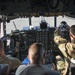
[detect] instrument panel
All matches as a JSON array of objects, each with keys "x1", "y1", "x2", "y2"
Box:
[
  {"x1": 8, "y1": 26, "x2": 70, "y2": 61},
  {"x1": 11, "y1": 27, "x2": 59, "y2": 52}
]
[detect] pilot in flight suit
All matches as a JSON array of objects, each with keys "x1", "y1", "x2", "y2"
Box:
[{"x1": 54, "y1": 25, "x2": 75, "y2": 75}]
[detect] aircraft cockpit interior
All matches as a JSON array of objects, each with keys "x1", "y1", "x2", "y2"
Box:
[{"x1": 0, "y1": 0, "x2": 75, "y2": 75}]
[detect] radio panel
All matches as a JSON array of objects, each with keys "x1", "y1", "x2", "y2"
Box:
[{"x1": 36, "y1": 30, "x2": 49, "y2": 50}]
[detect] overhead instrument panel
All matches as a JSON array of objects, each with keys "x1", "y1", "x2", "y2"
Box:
[
  {"x1": 0, "y1": 0, "x2": 75, "y2": 15},
  {"x1": 31, "y1": 0, "x2": 63, "y2": 13},
  {"x1": 31, "y1": 0, "x2": 49, "y2": 13},
  {"x1": 0, "y1": 0, "x2": 31, "y2": 14}
]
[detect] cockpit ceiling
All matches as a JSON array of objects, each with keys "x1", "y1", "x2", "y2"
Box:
[{"x1": 0, "y1": 0, "x2": 75, "y2": 17}]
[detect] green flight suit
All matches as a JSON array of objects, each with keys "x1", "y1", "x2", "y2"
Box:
[
  {"x1": 54, "y1": 28, "x2": 75, "y2": 75},
  {"x1": 0, "y1": 55, "x2": 21, "y2": 74}
]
